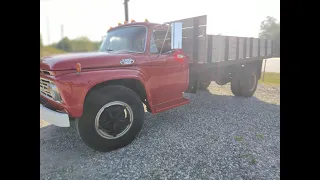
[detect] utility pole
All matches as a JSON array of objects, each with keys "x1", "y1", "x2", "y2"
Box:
[
  {"x1": 46, "y1": 14, "x2": 50, "y2": 44},
  {"x1": 124, "y1": 0, "x2": 129, "y2": 22},
  {"x1": 60, "y1": 24, "x2": 64, "y2": 39}
]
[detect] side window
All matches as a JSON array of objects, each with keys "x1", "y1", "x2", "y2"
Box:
[
  {"x1": 150, "y1": 30, "x2": 172, "y2": 54},
  {"x1": 150, "y1": 33, "x2": 158, "y2": 54}
]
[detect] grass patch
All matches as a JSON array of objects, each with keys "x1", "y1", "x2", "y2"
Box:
[
  {"x1": 234, "y1": 136, "x2": 243, "y2": 142},
  {"x1": 40, "y1": 46, "x2": 65, "y2": 58},
  {"x1": 256, "y1": 134, "x2": 264, "y2": 140},
  {"x1": 250, "y1": 157, "x2": 257, "y2": 165},
  {"x1": 239, "y1": 154, "x2": 250, "y2": 158},
  {"x1": 259, "y1": 72, "x2": 280, "y2": 85},
  {"x1": 239, "y1": 154, "x2": 257, "y2": 165}
]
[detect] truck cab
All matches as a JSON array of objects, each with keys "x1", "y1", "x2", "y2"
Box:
[{"x1": 40, "y1": 21, "x2": 189, "y2": 152}]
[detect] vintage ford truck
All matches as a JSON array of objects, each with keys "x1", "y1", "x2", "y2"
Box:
[{"x1": 40, "y1": 15, "x2": 276, "y2": 152}]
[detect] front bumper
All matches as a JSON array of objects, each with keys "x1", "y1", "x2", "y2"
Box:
[{"x1": 40, "y1": 104, "x2": 70, "y2": 127}]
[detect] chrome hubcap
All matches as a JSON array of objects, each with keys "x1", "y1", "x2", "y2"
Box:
[{"x1": 94, "y1": 101, "x2": 133, "y2": 139}]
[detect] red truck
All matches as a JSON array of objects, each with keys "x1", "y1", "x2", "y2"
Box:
[{"x1": 40, "y1": 15, "x2": 276, "y2": 152}]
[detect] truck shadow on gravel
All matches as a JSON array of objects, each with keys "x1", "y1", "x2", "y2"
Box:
[{"x1": 40, "y1": 88, "x2": 280, "y2": 180}]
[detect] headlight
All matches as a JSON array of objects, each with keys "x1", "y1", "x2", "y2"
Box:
[{"x1": 48, "y1": 83, "x2": 63, "y2": 102}]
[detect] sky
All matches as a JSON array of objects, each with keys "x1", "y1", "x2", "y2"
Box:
[{"x1": 40, "y1": 0, "x2": 280, "y2": 45}]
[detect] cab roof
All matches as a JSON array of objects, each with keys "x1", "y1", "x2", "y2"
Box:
[{"x1": 108, "y1": 22, "x2": 166, "y2": 32}]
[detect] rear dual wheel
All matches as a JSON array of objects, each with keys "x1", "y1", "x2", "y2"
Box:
[
  {"x1": 231, "y1": 67, "x2": 258, "y2": 97},
  {"x1": 76, "y1": 85, "x2": 144, "y2": 152}
]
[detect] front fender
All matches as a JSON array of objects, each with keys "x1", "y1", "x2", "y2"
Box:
[{"x1": 55, "y1": 68, "x2": 151, "y2": 118}]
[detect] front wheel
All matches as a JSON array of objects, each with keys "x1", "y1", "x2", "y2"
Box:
[{"x1": 76, "y1": 85, "x2": 145, "y2": 152}]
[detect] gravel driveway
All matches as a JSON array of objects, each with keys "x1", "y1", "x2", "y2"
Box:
[{"x1": 40, "y1": 83, "x2": 280, "y2": 180}]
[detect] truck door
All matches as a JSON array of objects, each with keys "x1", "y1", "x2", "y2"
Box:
[{"x1": 148, "y1": 26, "x2": 189, "y2": 105}]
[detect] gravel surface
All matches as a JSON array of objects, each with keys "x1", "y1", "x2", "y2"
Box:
[{"x1": 40, "y1": 83, "x2": 280, "y2": 180}]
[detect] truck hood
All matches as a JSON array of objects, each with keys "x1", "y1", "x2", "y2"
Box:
[{"x1": 40, "y1": 52, "x2": 136, "y2": 71}]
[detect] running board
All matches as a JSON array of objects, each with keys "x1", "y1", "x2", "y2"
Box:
[{"x1": 152, "y1": 98, "x2": 190, "y2": 114}]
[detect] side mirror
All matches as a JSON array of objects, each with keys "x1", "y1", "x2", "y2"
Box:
[{"x1": 171, "y1": 22, "x2": 183, "y2": 49}]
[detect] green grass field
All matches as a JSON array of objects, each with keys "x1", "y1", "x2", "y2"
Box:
[
  {"x1": 40, "y1": 46, "x2": 65, "y2": 58},
  {"x1": 259, "y1": 72, "x2": 280, "y2": 85}
]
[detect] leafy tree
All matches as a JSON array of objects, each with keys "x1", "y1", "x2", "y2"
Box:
[
  {"x1": 259, "y1": 16, "x2": 280, "y2": 39},
  {"x1": 70, "y1": 36, "x2": 98, "y2": 52},
  {"x1": 56, "y1": 37, "x2": 72, "y2": 52},
  {"x1": 50, "y1": 36, "x2": 101, "y2": 53},
  {"x1": 93, "y1": 41, "x2": 102, "y2": 50}
]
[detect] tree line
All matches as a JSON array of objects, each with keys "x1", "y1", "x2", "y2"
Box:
[{"x1": 40, "y1": 35, "x2": 102, "y2": 52}]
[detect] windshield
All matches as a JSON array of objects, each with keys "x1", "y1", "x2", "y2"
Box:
[{"x1": 99, "y1": 26, "x2": 147, "y2": 53}]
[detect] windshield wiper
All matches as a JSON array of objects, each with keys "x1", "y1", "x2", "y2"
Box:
[
  {"x1": 115, "y1": 50, "x2": 138, "y2": 53},
  {"x1": 101, "y1": 48, "x2": 113, "y2": 52},
  {"x1": 105, "y1": 48, "x2": 113, "y2": 52},
  {"x1": 103, "y1": 49, "x2": 138, "y2": 53}
]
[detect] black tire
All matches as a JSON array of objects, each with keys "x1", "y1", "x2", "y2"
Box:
[
  {"x1": 231, "y1": 74, "x2": 242, "y2": 96},
  {"x1": 199, "y1": 81, "x2": 211, "y2": 90},
  {"x1": 231, "y1": 66, "x2": 258, "y2": 97},
  {"x1": 239, "y1": 69, "x2": 258, "y2": 97},
  {"x1": 231, "y1": 67, "x2": 243, "y2": 96},
  {"x1": 76, "y1": 85, "x2": 144, "y2": 152}
]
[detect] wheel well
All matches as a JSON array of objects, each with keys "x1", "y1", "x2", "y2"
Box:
[
  {"x1": 84, "y1": 79, "x2": 151, "y2": 111},
  {"x1": 244, "y1": 61, "x2": 263, "y2": 79}
]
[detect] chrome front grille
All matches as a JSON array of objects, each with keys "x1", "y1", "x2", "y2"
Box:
[{"x1": 40, "y1": 78, "x2": 52, "y2": 98}]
